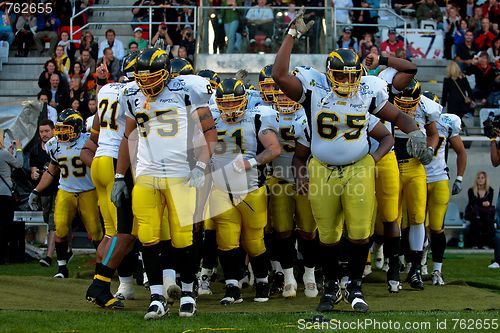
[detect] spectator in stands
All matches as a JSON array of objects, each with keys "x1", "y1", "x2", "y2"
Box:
[
  {"x1": 465, "y1": 0, "x2": 474, "y2": 18},
  {"x1": 34, "y1": 11, "x2": 60, "y2": 56},
  {"x1": 487, "y1": 36, "x2": 500, "y2": 62},
  {"x1": 475, "y1": 18, "x2": 496, "y2": 51},
  {"x1": 466, "y1": 51, "x2": 498, "y2": 105},
  {"x1": 80, "y1": 31, "x2": 98, "y2": 61},
  {"x1": 98, "y1": 29, "x2": 125, "y2": 61},
  {"x1": 466, "y1": 171, "x2": 495, "y2": 249},
  {"x1": 0, "y1": 131, "x2": 23, "y2": 265},
  {"x1": 246, "y1": 0, "x2": 274, "y2": 41},
  {"x1": 55, "y1": 0, "x2": 75, "y2": 26},
  {"x1": 468, "y1": 6, "x2": 484, "y2": 34},
  {"x1": 53, "y1": 45, "x2": 71, "y2": 79},
  {"x1": 36, "y1": 91, "x2": 58, "y2": 124},
  {"x1": 79, "y1": 49, "x2": 96, "y2": 76},
  {"x1": 358, "y1": 0, "x2": 380, "y2": 35},
  {"x1": 128, "y1": 41, "x2": 139, "y2": 54},
  {"x1": 128, "y1": 27, "x2": 148, "y2": 52},
  {"x1": 85, "y1": 98, "x2": 97, "y2": 120},
  {"x1": 70, "y1": 98, "x2": 81, "y2": 113},
  {"x1": 363, "y1": 46, "x2": 383, "y2": 75},
  {"x1": 97, "y1": 47, "x2": 120, "y2": 82},
  {"x1": 69, "y1": 76, "x2": 88, "y2": 115},
  {"x1": 393, "y1": 0, "x2": 415, "y2": 14},
  {"x1": 416, "y1": 0, "x2": 443, "y2": 29},
  {"x1": 38, "y1": 60, "x2": 62, "y2": 91},
  {"x1": 180, "y1": 26, "x2": 195, "y2": 61},
  {"x1": 455, "y1": 30, "x2": 479, "y2": 71},
  {"x1": 57, "y1": 31, "x2": 76, "y2": 64},
  {"x1": 177, "y1": 46, "x2": 193, "y2": 66},
  {"x1": 178, "y1": 3, "x2": 195, "y2": 31},
  {"x1": 15, "y1": 12, "x2": 36, "y2": 57},
  {"x1": 444, "y1": 6, "x2": 461, "y2": 59},
  {"x1": 131, "y1": 0, "x2": 151, "y2": 30},
  {"x1": 454, "y1": 19, "x2": 470, "y2": 49},
  {"x1": 222, "y1": 0, "x2": 243, "y2": 54},
  {"x1": 0, "y1": 3, "x2": 14, "y2": 46},
  {"x1": 159, "y1": 0, "x2": 183, "y2": 45},
  {"x1": 29, "y1": 120, "x2": 58, "y2": 268},
  {"x1": 441, "y1": 60, "x2": 474, "y2": 119},
  {"x1": 303, "y1": 0, "x2": 324, "y2": 52},
  {"x1": 336, "y1": 27, "x2": 358, "y2": 53},
  {"x1": 334, "y1": 0, "x2": 353, "y2": 25},
  {"x1": 380, "y1": 28, "x2": 404, "y2": 57},
  {"x1": 483, "y1": 0, "x2": 500, "y2": 24},
  {"x1": 358, "y1": 32, "x2": 374, "y2": 60},
  {"x1": 151, "y1": 22, "x2": 174, "y2": 50},
  {"x1": 48, "y1": 73, "x2": 70, "y2": 112}
]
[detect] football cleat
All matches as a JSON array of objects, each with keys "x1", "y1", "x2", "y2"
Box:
[
  {"x1": 179, "y1": 291, "x2": 197, "y2": 317},
  {"x1": 316, "y1": 280, "x2": 342, "y2": 312},
  {"x1": 345, "y1": 279, "x2": 369, "y2": 313},
  {"x1": 270, "y1": 271, "x2": 284, "y2": 295},
  {"x1": 144, "y1": 294, "x2": 168, "y2": 320},
  {"x1": 303, "y1": 273, "x2": 318, "y2": 298},
  {"x1": 198, "y1": 274, "x2": 212, "y2": 296},
  {"x1": 254, "y1": 282, "x2": 270, "y2": 302},
  {"x1": 488, "y1": 262, "x2": 500, "y2": 269},
  {"x1": 53, "y1": 266, "x2": 68, "y2": 279},
  {"x1": 387, "y1": 280, "x2": 401, "y2": 293},
  {"x1": 114, "y1": 282, "x2": 135, "y2": 300},
  {"x1": 86, "y1": 280, "x2": 124, "y2": 309},
  {"x1": 431, "y1": 270, "x2": 445, "y2": 286},
  {"x1": 220, "y1": 284, "x2": 243, "y2": 305},
  {"x1": 282, "y1": 281, "x2": 297, "y2": 298},
  {"x1": 39, "y1": 256, "x2": 52, "y2": 267},
  {"x1": 407, "y1": 268, "x2": 425, "y2": 290}
]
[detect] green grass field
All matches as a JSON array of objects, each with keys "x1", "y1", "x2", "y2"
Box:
[{"x1": 0, "y1": 253, "x2": 499, "y2": 332}]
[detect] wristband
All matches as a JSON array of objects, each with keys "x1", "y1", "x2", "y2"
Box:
[
  {"x1": 456, "y1": 176, "x2": 463, "y2": 182},
  {"x1": 287, "y1": 28, "x2": 298, "y2": 38},
  {"x1": 248, "y1": 158, "x2": 258, "y2": 168},
  {"x1": 16, "y1": 148, "x2": 22, "y2": 152},
  {"x1": 32, "y1": 189, "x2": 39, "y2": 195},
  {"x1": 379, "y1": 55, "x2": 389, "y2": 66},
  {"x1": 96, "y1": 77, "x2": 107, "y2": 86},
  {"x1": 196, "y1": 161, "x2": 207, "y2": 170},
  {"x1": 115, "y1": 173, "x2": 125, "y2": 179},
  {"x1": 491, "y1": 138, "x2": 497, "y2": 142}
]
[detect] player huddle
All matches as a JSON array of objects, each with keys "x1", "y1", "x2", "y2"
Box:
[{"x1": 27, "y1": 12, "x2": 467, "y2": 319}]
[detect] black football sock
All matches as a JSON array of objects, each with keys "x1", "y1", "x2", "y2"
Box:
[
  {"x1": 55, "y1": 241, "x2": 69, "y2": 266},
  {"x1": 276, "y1": 237, "x2": 295, "y2": 270},
  {"x1": 249, "y1": 250, "x2": 269, "y2": 280},
  {"x1": 430, "y1": 232, "x2": 446, "y2": 264},
  {"x1": 298, "y1": 236, "x2": 318, "y2": 269},
  {"x1": 320, "y1": 243, "x2": 339, "y2": 281},
  {"x1": 384, "y1": 236, "x2": 401, "y2": 274},
  {"x1": 348, "y1": 241, "x2": 370, "y2": 281},
  {"x1": 219, "y1": 248, "x2": 244, "y2": 281},
  {"x1": 202, "y1": 229, "x2": 218, "y2": 270},
  {"x1": 141, "y1": 243, "x2": 163, "y2": 287},
  {"x1": 117, "y1": 249, "x2": 137, "y2": 278},
  {"x1": 177, "y1": 245, "x2": 196, "y2": 285}
]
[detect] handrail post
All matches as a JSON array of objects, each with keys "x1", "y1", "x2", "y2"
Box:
[
  {"x1": 148, "y1": 5, "x2": 152, "y2": 46},
  {"x1": 333, "y1": 1, "x2": 337, "y2": 45}
]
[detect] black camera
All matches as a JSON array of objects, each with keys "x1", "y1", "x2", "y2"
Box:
[{"x1": 483, "y1": 112, "x2": 500, "y2": 138}]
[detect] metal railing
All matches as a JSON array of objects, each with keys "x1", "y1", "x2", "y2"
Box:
[{"x1": 70, "y1": 5, "x2": 197, "y2": 46}]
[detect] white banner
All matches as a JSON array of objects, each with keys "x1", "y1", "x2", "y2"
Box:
[{"x1": 397, "y1": 29, "x2": 444, "y2": 59}]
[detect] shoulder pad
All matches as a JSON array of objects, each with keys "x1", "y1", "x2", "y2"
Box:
[{"x1": 378, "y1": 67, "x2": 398, "y2": 85}]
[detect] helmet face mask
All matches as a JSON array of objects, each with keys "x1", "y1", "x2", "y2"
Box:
[
  {"x1": 134, "y1": 48, "x2": 170, "y2": 98},
  {"x1": 326, "y1": 49, "x2": 362, "y2": 98},
  {"x1": 258, "y1": 65, "x2": 277, "y2": 104},
  {"x1": 134, "y1": 68, "x2": 169, "y2": 97},
  {"x1": 273, "y1": 89, "x2": 300, "y2": 114},
  {"x1": 216, "y1": 78, "x2": 247, "y2": 123},
  {"x1": 54, "y1": 124, "x2": 78, "y2": 142}
]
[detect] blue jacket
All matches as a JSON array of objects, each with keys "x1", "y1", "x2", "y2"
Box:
[{"x1": 36, "y1": 13, "x2": 60, "y2": 33}]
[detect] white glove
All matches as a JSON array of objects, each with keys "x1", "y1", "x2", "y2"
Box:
[
  {"x1": 286, "y1": 9, "x2": 315, "y2": 39},
  {"x1": 111, "y1": 177, "x2": 130, "y2": 208},
  {"x1": 28, "y1": 190, "x2": 40, "y2": 211},
  {"x1": 406, "y1": 130, "x2": 427, "y2": 159},
  {"x1": 419, "y1": 147, "x2": 434, "y2": 165},
  {"x1": 187, "y1": 166, "x2": 205, "y2": 188},
  {"x1": 452, "y1": 178, "x2": 463, "y2": 195}
]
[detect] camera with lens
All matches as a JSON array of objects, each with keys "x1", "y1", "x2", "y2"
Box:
[{"x1": 483, "y1": 112, "x2": 500, "y2": 138}]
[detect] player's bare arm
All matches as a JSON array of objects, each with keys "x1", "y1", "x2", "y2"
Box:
[
  {"x1": 34, "y1": 161, "x2": 60, "y2": 193},
  {"x1": 365, "y1": 54, "x2": 417, "y2": 91},
  {"x1": 193, "y1": 106, "x2": 217, "y2": 164},
  {"x1": 272, "y1": 35, "x2": 303, "y2": 102},
  {"x1": 424, "y1": 122, "x2": 439, "y2": 151},
  {"x1": 449, "y1": 135, "x2": 467, "y2": 178},
  {"x1": 490, "y1": 129, "x2": 500, "y2": 167},
  {"x1": 115, "y1": 117, "x2": 135, "y2": 175},
  {"x1": 368, "y1": 122, "x2": 395, "y2": 163},
  {"x1": 256, "y1": 128, "x2": 281, "y2": 166},
  {"x1": 80, "y1": 138, "x2": 98, "y2": 167},
  {"x1": 292, "y1": 141, "x2": 310, "y2": 195},
  {"x1": 377, "y1": 102, "x2": 418, "y2": 133}
]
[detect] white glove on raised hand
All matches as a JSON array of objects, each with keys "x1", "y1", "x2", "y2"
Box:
[
  {"x1": 406, "y1": 130, "x2": 427, "y2": 159},
  {"x1": 286, "y1": 9, "x2": 315, "y2": 39},
  {"x1": 28, "y1": 190, "x2": 40, "y2": 211}
]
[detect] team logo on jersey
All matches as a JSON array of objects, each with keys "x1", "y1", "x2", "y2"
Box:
[{"x1": 358, "y1": 82, "x2": 373, "y2": 96}]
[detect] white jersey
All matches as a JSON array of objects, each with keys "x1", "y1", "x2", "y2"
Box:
[
  {"x1": 425, "y1": 113, "x2": 461, "y2": 183},
  {"x1": 210, "y1": 104, "x2": 279, "y2": 195},
  {"x1": 247, "y1": 89, "x2": 266, "y2": 109},
  {"x1": 272, "y1": 108, "x2": 305, "y2": 183},
  {"x1": 122, "y1": 74, "x2": 211, "y2": 178},
  {"x1": 95, "y1": 82, "x2": 128, "y2": 159},
  {"x1": 294, "y1": 66, "x2": 389, "y2": 165},
  {"x1": 46, "y1": 133, "x2": 95, "y2": 193}
]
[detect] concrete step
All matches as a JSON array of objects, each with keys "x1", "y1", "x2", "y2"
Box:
[
  {"x1": 90, "y1": 10, "x2": 135, "y2": 22},
  {"x1": 0, "y1": 96, "x2": 33, "y2": 103},
  {"x1": 5, "y1": 57, "x2": 49, "y2": 65},
  {"x1": 0, "y1": 80, "x2": 38, "y2": 96},
  {"x1": 0, "y1": 63, "x2": 43, "y2": 80}
]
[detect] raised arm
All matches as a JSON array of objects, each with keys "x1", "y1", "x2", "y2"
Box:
[{"x1": 364, "y1": 53, "x2": 417, "y2": 91}]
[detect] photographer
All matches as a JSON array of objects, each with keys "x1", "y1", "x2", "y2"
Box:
[
  {"x1": 485, "y1": 114, "x2": 500, "y2": 268},
  {"x1": 29, "y1": 120, "x2": 58, "y2": 268},
  {"x1": 151, "y1": 22, "x2": 174, "y2": 51},
  {"x1": 179, "y1": 26, "x2": 195, "y2": 61}
]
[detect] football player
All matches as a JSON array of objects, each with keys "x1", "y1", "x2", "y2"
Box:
[
  {"x1": 28, "y1": 109, "x2": 103, "y2": 281},
  {"x1": 111, "y1": 48, "x2": 217, "y2": 319},
  {"x1": 198, "y1": 69, "x2": 220, "y2": 107},
  {"x1": 364, "y1": 53, "x2": 418, "y2": 293},
  {"x1": 170, "y1": 58, "x2": 194, "y2": 78},
  {"x1": 386, "y1": 79, "x2": 440, "y2": 290},
  {"x1": 423, "y1": 100, "x2": 467, "y2": 285},
  {"x1": 272, "y1": 11, "x2": 423, "y2": 312},
  {"x1": 81, "y1": 52, "x2": 140, "y2": 309},
  {"x1": 210, "y1": 78, "x2": 281, "y2": 305}
]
